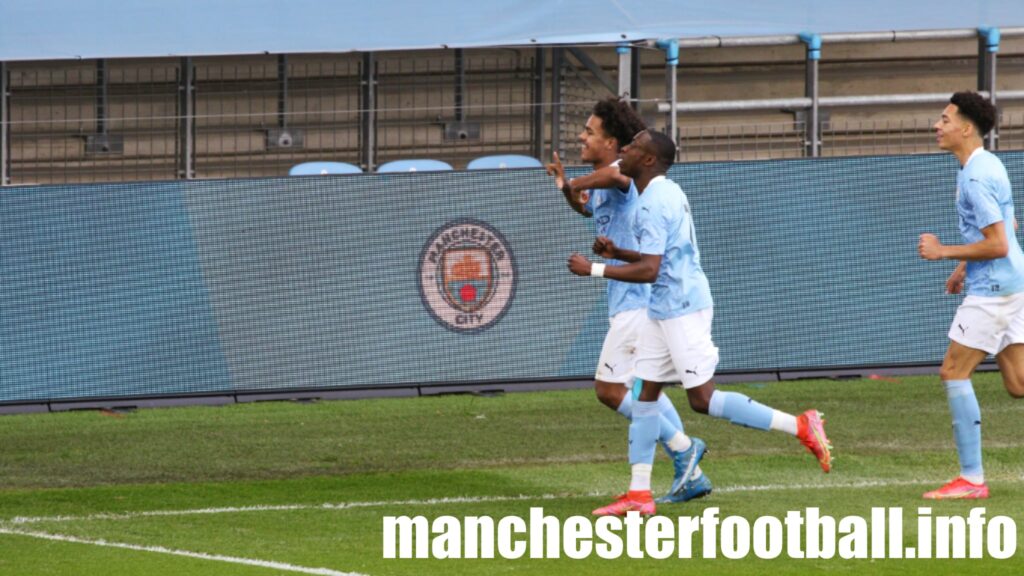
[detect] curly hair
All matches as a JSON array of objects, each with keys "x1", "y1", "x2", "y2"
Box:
[
  {"x1": 951, "y1": 91, "x2": 997, "y2": 136},
  {"x1": 592, "y1": 97, "x2": 647, "y2": 148}
]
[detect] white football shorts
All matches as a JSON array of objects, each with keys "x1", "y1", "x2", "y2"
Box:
[
  {"x1": 949, "y1": 291, "x2": 1024, "y2": 355},
  {"x1": 635, "y1": 307, "x2": 719, "y2": 389},
  {"x1": 595, "y1": 308, "x2": 647, "y2": 384}
]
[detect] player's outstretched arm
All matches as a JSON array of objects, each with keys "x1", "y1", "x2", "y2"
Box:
[
  {"x1": 570, "y1": 164, "x2": 631, "y2": 193},
  {"x1": 546, "y1": 152, "x2": 590, "y2": 217}
]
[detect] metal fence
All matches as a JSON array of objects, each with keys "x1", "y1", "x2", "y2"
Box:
[
  {"x1": 374, "y1": 49, "x2": 538, "y2": 167},
  {"x1": 556, "y1": 50, "x2": 617, "y2": 165},
  {"x1": 4, "y1": 39, "x2": 1024, "y2": 186},
  {"x1": 677, "y1": 120, "x2": 807, "y2": 162},
  {"x1": 194, "y1": 56, "x2": 362, "y2": 180},
  {"x1": 674, "y1": 116, "x2": 941, "y2": 161},
  {"x1": 2, "y1": 50, "x2": 544, "y2": 185},
  {"x1": 8, "y1": 60, "x2": 179, "y2": 184},
  {"x1": 998, "y1": 111, "x2": 1024, "y2": 151},
  {"x1": 673, "y1": 113, "x2": 1024, "y2": 161}
]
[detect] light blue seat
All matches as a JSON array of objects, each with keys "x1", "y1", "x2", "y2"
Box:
[
  {"x1": 467, "y1": 154, "x2": 543, "y2": 170},
  {"x1": 376, "y1": 159, "x2": 453, "y2": 173},
  {"x1": 289, "y1": 161, "x2": 363, "y2": 176}
]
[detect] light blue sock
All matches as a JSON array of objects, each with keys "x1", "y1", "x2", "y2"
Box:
[
  {"x1": 616, "y1": 393, "x2": 633, "y2": 419},
  {"x1": 657, "y1": 393, "x2": 685, "y2": 434},
  {"x1": 944, "y1": 379, "x2": 983, "y2": 479},
  {"x1": 617, "y1": 392, "x2": 681, "y2": 451},
  {"x1": 707, "y1": 390, "x2": 773, "y2": 431},
  {"x1": 628, "y1": 401, "x2": 660, "y2": 465},
  {"x1": 656, "y1": 392, "x2": 687, "y2": 456}
]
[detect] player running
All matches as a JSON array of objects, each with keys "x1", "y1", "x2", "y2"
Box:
[
  {"x1": 569, "y1": 130, "x2": 833, "y2": 516},
  {"x1": 917, "y1": 91, "x2": 1024, "y2": 500},
  {"x1": 548, "y1": 98, "x2": 710, "y2": 504}
]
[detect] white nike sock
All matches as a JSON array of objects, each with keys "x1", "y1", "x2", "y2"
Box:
[
  {"x1": 629, "y1": 463, "x2": 653, "y2": 491},
  {"x1": 666, "y1": 431, "x2": 692, "y2": 453},
  {"x1": 962, "y1": 473, "x2": 985, "y2": 485},
  {"x1": 770, "y1": 410, "x2": 798, "y2": 436}
]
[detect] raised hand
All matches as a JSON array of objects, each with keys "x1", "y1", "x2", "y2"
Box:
[{"x1": 546, "y1": 151, "x2": 566, "y2": 191}]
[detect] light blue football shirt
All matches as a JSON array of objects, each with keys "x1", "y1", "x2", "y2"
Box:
[
  {"x1": 956, "y1": 148, "x2": 1024, "y2": 297},
  {"x1": 632, "y1": 176, "x2": 713, "y2": 320},
  {"x1": 584, "y1": 173, "x2": 650, "y2": 317}
]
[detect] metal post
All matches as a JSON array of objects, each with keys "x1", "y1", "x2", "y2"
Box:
[
  {"x1": 360, "y1": 52, "x2": 377, "y2": 172},
  {"x1": 454, "y1": 49, "x2": 466, "y2": 122},
  {"x1": 1, "y1": 62, "x2": 8, "y2": 186},
  {"x1": 800, "y1": 33, "x2": 822, "y2": 157},
  {"x1": 176, "y1": 57, "x2": 195, "y2": 180},
  {"x1": 278, "y1": 54, "x2": 288, "y2": 129},
  {"x1": 630, "y1": 47, "x2": 641, "y2": 110},
  {"x1": 656, "y1": 39, "x2": 679, "y2": 159},
  {"x1": 550, "y1": 47, "x2": 564, "y2": 159},
  {"x1": 96, "y1": 59, "x2": 107, "y2": 135},
  {"x1": 531, "y1": 47, "x2": 545, "y2": 161},
  {"x1": 978, "y1": 27, "x2": 1000, "y2": 150},
  {"x1": 617, "y1": 43, "x2": 631, "y2": 98},
  {"x1": 659, "y1": 92, "x2": 1015, "y2": 114}
]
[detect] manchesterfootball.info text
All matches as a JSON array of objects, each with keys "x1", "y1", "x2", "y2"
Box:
[{"x1": 383, "y1": 507, "x2": 1017, "y2": 560}]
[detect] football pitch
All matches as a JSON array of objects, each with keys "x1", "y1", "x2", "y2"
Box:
[{"x1": 0, "y1": 374, "x2": 1022, "y2": 575}]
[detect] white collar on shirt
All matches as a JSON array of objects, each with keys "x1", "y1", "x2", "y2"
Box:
[
  {"x1": 649, "y1": 175, "x2": 666, "y2": 183},
  {"x1": 963, "y1": 146, "x2": 985, "y2": 169}
]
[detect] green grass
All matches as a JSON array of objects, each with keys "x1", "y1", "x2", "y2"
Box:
[{"x1": 1, "y1": 374, "x2": 1023, "y2": 574}]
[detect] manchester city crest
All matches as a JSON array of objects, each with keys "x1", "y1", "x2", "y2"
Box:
[{"x1": 418, "y1": 219, "x2": 517, "y2": 333}]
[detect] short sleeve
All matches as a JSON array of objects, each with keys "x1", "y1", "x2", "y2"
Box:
[
  {"x1": 636, "y1": 199, "x2": 667, "y2": 255},
  {"x1": 962, "y1": 177, "x2": 1004, "y2": 230}
]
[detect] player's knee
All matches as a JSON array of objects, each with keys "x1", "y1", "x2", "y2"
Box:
[
  {"x1": 938, "y1": 363, "x2": 963, "y2": 381},
  {"x1": 686, "y1": 383, "x2": 714, "y2": 414},
  {"x1": 594, "y1": 381, "x2": 628, "y2": 410},
  {"x1": 688, "y1": 395, "x2": 710, "y2": 414},
  {"x1": 594, "y1": 387, "x2": 619, "y2": 409},
  {"x1": 1004, "y1": 376, "x2": 1024, "y2": 398}
]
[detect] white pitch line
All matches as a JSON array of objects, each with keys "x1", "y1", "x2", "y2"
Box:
[
  {"x1": 714, "y1": 478, "x2": 935, "y2": 493},
  {"x1": 0, "y1": 526, "x2": 367, "y2": 576},
  {"x1": 0, "y1": 494, "x2": 571, "y2": 526},
  {"x1": 0, "y1": 477, "x2": 974, "y2": 527}
]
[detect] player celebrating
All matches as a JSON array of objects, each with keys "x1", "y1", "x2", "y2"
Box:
[
  {"x1": 569, "y1": 130, "x2": 832, "y2": 516},
  {"x1": 917, "y1": 91, "x2": 1024, "y2": 500},
  {"x1": 548, "y1": 98, "x2": 710, "y2": 504}
]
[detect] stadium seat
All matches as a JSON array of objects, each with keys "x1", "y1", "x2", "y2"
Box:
[
  {"x1": 376, "y1": 159, "x2": 454, "y2": 173},
  {"x1": 289, "y1": 161, "x2": 363, "y2": 176},
  {"x1": 466, "y1": 154, "x2": 543, "y2": 170}
]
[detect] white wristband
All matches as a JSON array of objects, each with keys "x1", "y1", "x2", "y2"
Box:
[{"x1": 590, "y1": 263, "x2": 606, "y2": 278}]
